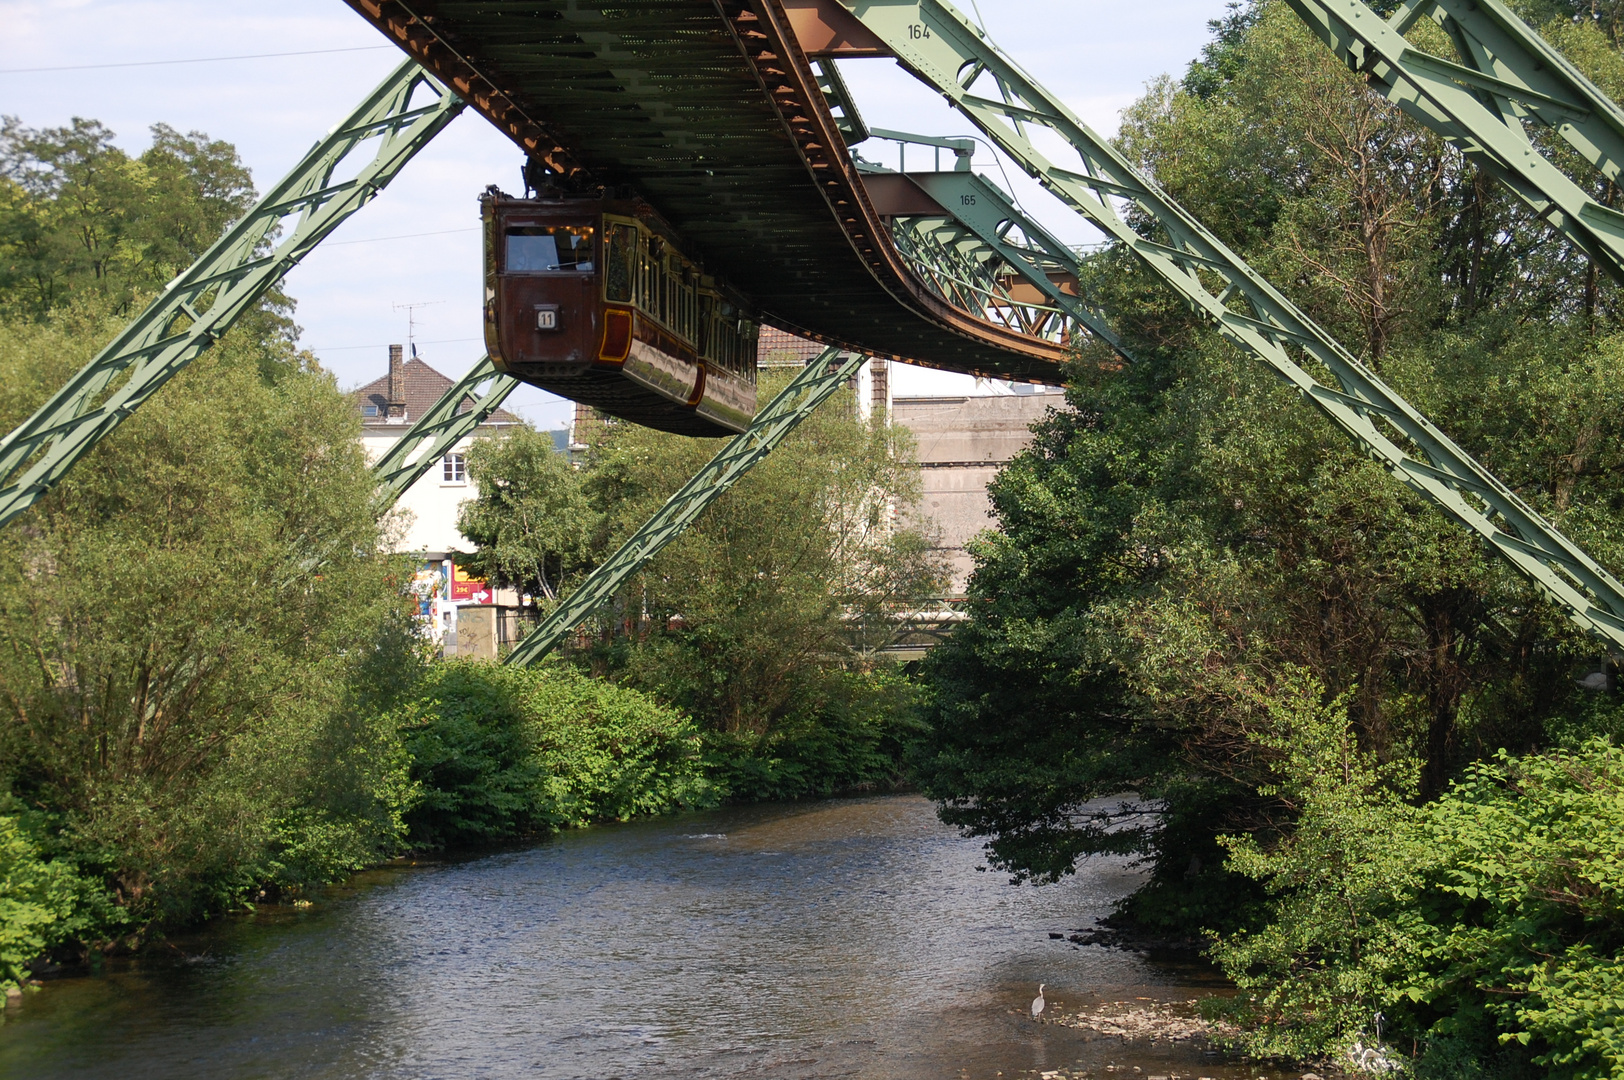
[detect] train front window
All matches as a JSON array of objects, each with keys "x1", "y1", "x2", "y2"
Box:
[{"x1": 504, "y1": 225, "x2": 595, "y2": 273}]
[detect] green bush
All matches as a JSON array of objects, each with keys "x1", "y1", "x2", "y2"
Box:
[
  {"x1": 706, "y1": 668, "x2": 924, "y2": 802},
  {"x1": 396, "y1": 661, "x2": 717, "y2": 846},
  {"x1": 1207, "y1": 691, "x2": 1624, "y2": 1079},
  {"x1": 1416, "y1": 742, "x2": 1624, "y2": 1080},
  {"x1": 397, "y1": 664, "x2": 544, "y2": 847},
  {"x1": 1205, "y1": 672, "x2": 1431, "y2": 1061},
  {"x1": 0, "y1": 811, "x2": 118, "y2": 991},
  {"x1": 526, "y1": 665, "x2": 718, "y2": 826}
]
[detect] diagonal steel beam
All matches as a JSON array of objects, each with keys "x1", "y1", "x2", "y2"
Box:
[
  {"x1": 505, "y1": 347, "x2": 866, "y2": 666},
  {"x1": 893, "y1": 168, "x2": 1131, "y2": 359},
  {"x1": 1283, "y1": 0, "x2": 1624, "y2": 282},
  {"x1": 0, "y1": 60, "x2": 463, "y2": 529},
  {"x1": 856, "y1": 128, "x2": 1130, "y2": 358},
  {"x1": 826, "y1": 0, "x2": 1624, "y2": 648},
  {"x1": 370, "y1": 355, "x2": 519, "y2": 509}
]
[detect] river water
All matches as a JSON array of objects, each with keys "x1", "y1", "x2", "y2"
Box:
[{"x1": 0, "y1": 795, "x2": 1256, "y2": 1080}]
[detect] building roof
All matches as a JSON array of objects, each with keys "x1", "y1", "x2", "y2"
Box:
[
  {"x1": 756, "y1": 327, "x2": 828, "y2": 367},
  {"x1": 353, "y1": 357, "x2": 521, "y2": 431}
]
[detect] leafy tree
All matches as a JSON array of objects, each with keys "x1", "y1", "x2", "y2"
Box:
[
  {"x1": 456, "y1": 425, "x2": 594, "y2": 602},
  {"x1": 0, "y1": 117, "x2": 258, "y2": 320},
  {"x1": 914, "y1": 0, "x2": 1624, "y2": 940},
  {"x1": 0, "y1": 309, "x2": 422, "y2": 932},
  {"x1": 575, "y1": 374, "x2": 944, "y2": 735},
  {"x1": 0, "y1": 113, "x2": 423, "y2": 940}
]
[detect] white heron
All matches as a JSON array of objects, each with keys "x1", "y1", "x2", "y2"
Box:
[{"x1": 1031, "y1": 984, "x2": 1046, "y2": 1019}]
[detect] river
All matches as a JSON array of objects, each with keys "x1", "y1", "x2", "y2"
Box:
[{"x1": 0, "y1": 795, "x2": 1262, "y2": 1080}]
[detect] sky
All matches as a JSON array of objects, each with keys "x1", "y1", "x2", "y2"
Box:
[{"x1": 2, "y1": 0, "x2": 1232, "y2": 426}]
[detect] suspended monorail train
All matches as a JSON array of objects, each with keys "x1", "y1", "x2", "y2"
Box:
[{"x1": 482, "y1": 191, "x2": 760, "y2": 437}]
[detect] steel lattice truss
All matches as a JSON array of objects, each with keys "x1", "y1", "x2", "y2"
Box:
[
  {"x1": 833, "y1": 0, "x2": 1624, "y2": 649},
  {"x1": 370, "y1": 356, "x2": 519, "y2": 506},
  {"x1": 504, "y1": 348, "x2": 864, "y2": 667},
  {"x1": 867, "y1": 152, "x2": 1131, "y2": 360},
  {"x1": 0, "y1": 61, "x2": 462, "y2": 529},
  {"x1": 890, "y1": 211, "x2": 1068, "y2": 340},
  {"x1": 1286, "y1": 0, "x2": 1624, "y2": 282}
]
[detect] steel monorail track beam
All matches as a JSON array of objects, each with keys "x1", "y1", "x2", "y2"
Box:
[
  {"x1": 1284, "y1": 0, "x2": 1624, "y2": 282},
  {"x1": 370, "y1": 355, "x2": 519, "y2": 509},
  {"x1": 822, "y1": 0, "x2": 1624, "y2": 648},
  {"x1": 505, "y1": 347, "x2": 865, "y2": 666},
  {"x1": 0, "y1": 60, "x2": 463, "y2": 529},
  {"x1": 882, "y1": 166, "x2": 1132, "y2": 358},
  {"x1": 857, "y1": 130, "x2": 1129, "y2": 357}
]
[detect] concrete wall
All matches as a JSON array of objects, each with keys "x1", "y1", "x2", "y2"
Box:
[
  {"x1": 445, "y1": 605, "x2": 530, "y2": 660},
  {"x1": 893, "y1": 391, "x2": 1067, "y2": 594}
]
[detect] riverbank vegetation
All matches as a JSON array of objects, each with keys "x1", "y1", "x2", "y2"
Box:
[
  {"x1": 0, "y1": 116, "x2": 934, "y2": 992},
  {"x1": 911, "y1": 2, "x2": 1624, "y2": 1076},
  {"x1": 456, "y1": 367, "x2": 941, "y2": 801},
  {"x1": 0, "y1": 117, "x2": 427, "y2": 986}
]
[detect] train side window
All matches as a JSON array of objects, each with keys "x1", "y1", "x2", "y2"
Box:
[
  {"x1": 697, "y1": 294, "x2": 714, "y2": 356},
  {"x1": 505, "y1": 225, "x2": 595, "y2": 273},
  {"x1": 605, "y1": 225, "x2": 633, "y2": 302},
  {"x1": 639, "y1": 237, "x2": 654, "y2": 311}
]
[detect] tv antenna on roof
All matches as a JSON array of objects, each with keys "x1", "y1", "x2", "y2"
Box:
[{"x1": 391, "y1": 299, "x2": 443, "y2": 358}]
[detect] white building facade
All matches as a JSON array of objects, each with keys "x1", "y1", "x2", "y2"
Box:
[{"x1": 354, "y1": 345, "x2": 526, "y2": 650}]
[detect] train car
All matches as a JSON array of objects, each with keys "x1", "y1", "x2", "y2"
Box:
[{"x1": 482, "y1": 191, "x2": 759, "y2": 437}]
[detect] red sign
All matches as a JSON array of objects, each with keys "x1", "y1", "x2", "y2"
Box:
[{"x1": 449, "y1": 562, "x2": 494, "y2": 604}]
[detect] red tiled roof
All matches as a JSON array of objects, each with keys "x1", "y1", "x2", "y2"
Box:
[
  {"x1": 756, "y1": 327, "x2": 827, "y2": 365},
  {"x1": 353, "y1": 356, "x2": 521, "y2": 429}
]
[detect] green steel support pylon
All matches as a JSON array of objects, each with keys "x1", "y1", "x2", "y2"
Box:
[
  {"x1": 1284, "y1": 0, "x2": 1624, "y2": 282},
  {"x1": 505, "y1": 348, "x2": 865, "y2": 667},
  {"x1": 0, "y1": 60, "x2": 463, "y2": 529},
  {"x1": 833, "y1": 0, "x2": 1624, "y2": 648},
  {"x1": 370, "y1": 355, "x2": 519, "y2": 509}
]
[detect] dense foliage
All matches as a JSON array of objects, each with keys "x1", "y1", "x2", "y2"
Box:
[
  {"x1": 0, "y1": 116, "x2": 436, "y2": 971},
  {"x1": 396, "y1": 661, "x2": 717, "y2": 848},
  {"x1": 1206, "y1": 707, "x2": 1624, "y2": 1079},
  {"x1": 456, "y1": 373, "x2": 940, "y2": 793},
  {"x1": 0, "y1": 116, "x2": 937, "y2": 992},
  {"x1": 912, "y1": 1, "x2": 1624, "y2": 1071}
]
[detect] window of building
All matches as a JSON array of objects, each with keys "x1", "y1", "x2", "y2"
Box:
[
  {"x1": 362, "y1": 404, "x2": 379, "y2": 417},
  {"x1": 443, "y1": 453, "x2": 467, "y2": 483}
]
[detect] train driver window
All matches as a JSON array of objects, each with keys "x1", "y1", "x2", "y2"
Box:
[{"x1": 505, "y1": 225, "x2": 595, "y2": 273}]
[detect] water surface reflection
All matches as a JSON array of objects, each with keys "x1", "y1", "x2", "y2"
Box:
[{"x1": 1, "y1": 795, "x2": 1247, "y2": 1079}]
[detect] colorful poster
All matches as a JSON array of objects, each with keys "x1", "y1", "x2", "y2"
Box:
[
  {"x1": 409, "y1": 564, "x2": 445, "y2": 618},
  {"x1": 449, "y1": 561, "x2": 494, "y2": 604}
]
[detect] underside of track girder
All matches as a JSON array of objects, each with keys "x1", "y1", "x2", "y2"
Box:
[{"x1": 342, "y1": 0, "x2": 1072, "y2": 381}]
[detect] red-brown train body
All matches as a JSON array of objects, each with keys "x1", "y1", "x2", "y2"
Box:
[{"x1": 482, "y1": 192, "x2": 759, "y2": 437}]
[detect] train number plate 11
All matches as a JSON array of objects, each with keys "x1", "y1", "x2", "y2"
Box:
[{"x1": 536, "y1": 305, "x2": 561, "y2": 331}]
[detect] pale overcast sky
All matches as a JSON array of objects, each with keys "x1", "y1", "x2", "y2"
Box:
[{"x1": 2, "y1": 0, "x2": 1230, "y2": 426}]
